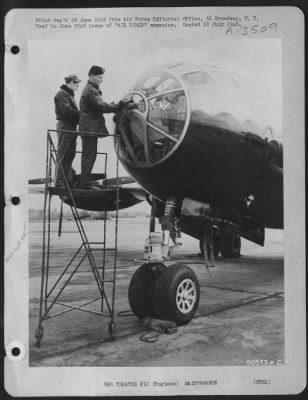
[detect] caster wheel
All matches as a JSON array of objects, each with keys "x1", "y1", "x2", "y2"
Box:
[
  {"x1": 35, "y1": 326, "x2": 44, "y2": 347},
  {"x1": 109, "y1": 322, "x2": 116, "y2": 340}
]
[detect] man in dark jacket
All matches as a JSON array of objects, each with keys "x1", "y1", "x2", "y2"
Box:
[
  {"x1": 54, "y1": 74, "x2": 81, "y2": 187},
  {"x1": 79, "y1": 65, "x2": 122, "y2": 189}
]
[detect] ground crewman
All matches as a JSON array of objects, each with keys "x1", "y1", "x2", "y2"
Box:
[
  {"x1": 79, "y1": 65, "x2": 123, "y2": 190},
  {"x1": 54, "y1": 74, "x2": 81, "y2": 188}
]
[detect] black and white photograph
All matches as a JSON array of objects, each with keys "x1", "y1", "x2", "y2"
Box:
[{"x1": 4, "y1": 6, "x2": 305, "y2": 396}]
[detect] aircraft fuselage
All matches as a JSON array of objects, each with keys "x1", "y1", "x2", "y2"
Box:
[
  {"x1": 122, "y1": 119, "x2": 283, "y2": 229},
  {"x1": 116, "y1": 63, "x2": 283, "y2": 231}
]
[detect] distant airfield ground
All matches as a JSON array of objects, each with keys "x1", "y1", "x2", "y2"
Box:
[{"x1": 29, "y1": 218, "x2": 284, "y2": 367}]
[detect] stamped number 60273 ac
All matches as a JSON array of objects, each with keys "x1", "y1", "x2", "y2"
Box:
[{"x1": 247, "y1": 360, "x2": 282, "y2": 366}]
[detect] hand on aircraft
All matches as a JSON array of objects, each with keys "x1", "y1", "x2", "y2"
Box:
[{"x1": 118, "y1": 99, "x2": 137, "y2": 110}]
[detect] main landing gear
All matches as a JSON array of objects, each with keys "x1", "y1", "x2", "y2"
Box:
[
  {"x1": 128, "y1": 196, "x2": 200, "y2": 325},
  {"x1": 128, "y1": 196, "x2": 244, "y2": 325},
  {"x1": 199, "y1": 229, "x2": 241, "y2": 259}
]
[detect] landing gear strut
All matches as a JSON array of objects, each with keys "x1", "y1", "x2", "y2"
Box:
[{"x1": 199, "y1": 224, "x2": 216, "y2": 268}]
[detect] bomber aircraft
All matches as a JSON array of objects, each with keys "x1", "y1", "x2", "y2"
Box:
[
  {"x1": 114, "y1": 62, "x2": 283, "y2": 325},
  {"x1": 30, "y1": 63, "x2": 283, "y2": 326}
]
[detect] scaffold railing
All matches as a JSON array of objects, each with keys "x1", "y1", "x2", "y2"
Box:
[{"x1": 35, "y1": 129, "x2": 120, "y2": 347}]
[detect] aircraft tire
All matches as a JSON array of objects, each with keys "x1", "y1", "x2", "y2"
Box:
[
  {"x1": 153, "y1": 264, "x2": 200, "y2": 325},
  {"x1": 128, "y1": 263, "x2": 166, "y2": 319},
  {"x1": 219, "y1": 231, "x2": 241, "y2": 258}
]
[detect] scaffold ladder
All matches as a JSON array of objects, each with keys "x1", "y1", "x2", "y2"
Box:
[{"x1": 35, "y1": 129, "x2": 120, "y2": 347}]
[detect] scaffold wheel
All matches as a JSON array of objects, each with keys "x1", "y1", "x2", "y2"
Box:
[
  {"x1": 35, "y1": 326, "x2": 44, "y2": 348},
  {"x1": 108, "y1": 321, "x2": 116, "y2": 340}
]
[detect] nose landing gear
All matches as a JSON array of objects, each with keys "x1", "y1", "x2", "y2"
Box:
[
  {"x1": 128, "y1": 196, "x2": 200, "y2": 325},
  {"x1": 128, "y1": 262, "x2": 200, "y2": 325}
]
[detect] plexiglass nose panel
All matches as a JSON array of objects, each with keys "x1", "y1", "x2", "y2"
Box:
[
  {"x1": 117, "y1": 70, "x2": 189, "y2": 168},
  {"x1": 148, "y1": 92, "x2": 187, "y2": 139}
]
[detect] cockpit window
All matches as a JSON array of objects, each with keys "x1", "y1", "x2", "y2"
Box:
[
  {"x1": 182, "y1": 71, "x2": 216, "y2": 87},
  {"x1": 148, "y1": 92, "x2": 186, "y2": 139},
  {"x1": 211, "y1": 71, "x2": 237, "y2": 87},
  {"x1": 147, "y1": 127, "x2": 176, "y2": 164},
  {"x1": 141, "y1": 76, "x2": 161, "y2": 90},
  {"x1": 136, "y1": 71, "x2": 182, "y2": 97},
  {"x1": 117, "y1": 71, "x2": 188, "y2": 167}
]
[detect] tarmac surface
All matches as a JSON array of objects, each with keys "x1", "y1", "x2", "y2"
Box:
[{"x1": 29, "y1": 217, "x2": 284, "y2": 367}]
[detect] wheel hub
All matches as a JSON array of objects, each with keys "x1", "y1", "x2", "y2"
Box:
[{"x1": 176, "y1": 278, "x2": 197, "y2": 314}]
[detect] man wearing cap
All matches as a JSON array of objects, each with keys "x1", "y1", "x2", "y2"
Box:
[
  {"x1": 79, "y1": 65, "x2": 123, "y2": 190},
  {"x1": 54, "y1": 74, "x2": 81, "y2": 188}
]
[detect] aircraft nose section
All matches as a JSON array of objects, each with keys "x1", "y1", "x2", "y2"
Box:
[{"x1": 116, "y1": 88, "x2": 189, "y2": 168}]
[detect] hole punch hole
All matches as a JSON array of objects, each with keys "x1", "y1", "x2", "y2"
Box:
[
  {"x1": 12, "y1": 347, "x2": 21, "y2": 357},
  {"x1": 11, "y1": 45, "x2": 20, "y2": 54},
  {"x1": 11, "y1": 196, "x2": 20, "y2": 205},
  {"x1": 6, "y1": 341, "x2": 25, "y2": 361}
]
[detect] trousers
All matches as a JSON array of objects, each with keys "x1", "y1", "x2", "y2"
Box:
[
  {"x1": 80, "y1": 136, "x2": 98, "y2": 188},
  {"x1": 55, "y1": 122, "x2": 77, "y2": 187}
]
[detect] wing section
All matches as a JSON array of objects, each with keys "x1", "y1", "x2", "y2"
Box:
[{"x1": 28, "y1": 175, "x2": 146, "y2": 212}]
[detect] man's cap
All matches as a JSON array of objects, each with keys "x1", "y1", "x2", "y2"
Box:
[
  {"x1": 88, "y1": 65, "x2": 106, "y2": 76},
  {"x1": 65, "y1": 74, "x2": 81, "y2": 83}
]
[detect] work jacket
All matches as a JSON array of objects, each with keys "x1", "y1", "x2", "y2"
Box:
[
  {"x1": 79, "y1": 80, "x2": 120, "y2": 136},
  {"x1": 54, "y1": 85, "x2": 79, "y2": 129}
]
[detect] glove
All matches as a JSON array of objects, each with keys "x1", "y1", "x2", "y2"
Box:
[
  {"x1": 118, "y1": 99, "x2": 137, "y2": 110},
  {"x1": 126, "y1": 100, "x2": 138, "y2": 110},
  {"x1": 117, "y1": 100, "x2": 125, "y2": 109}
]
